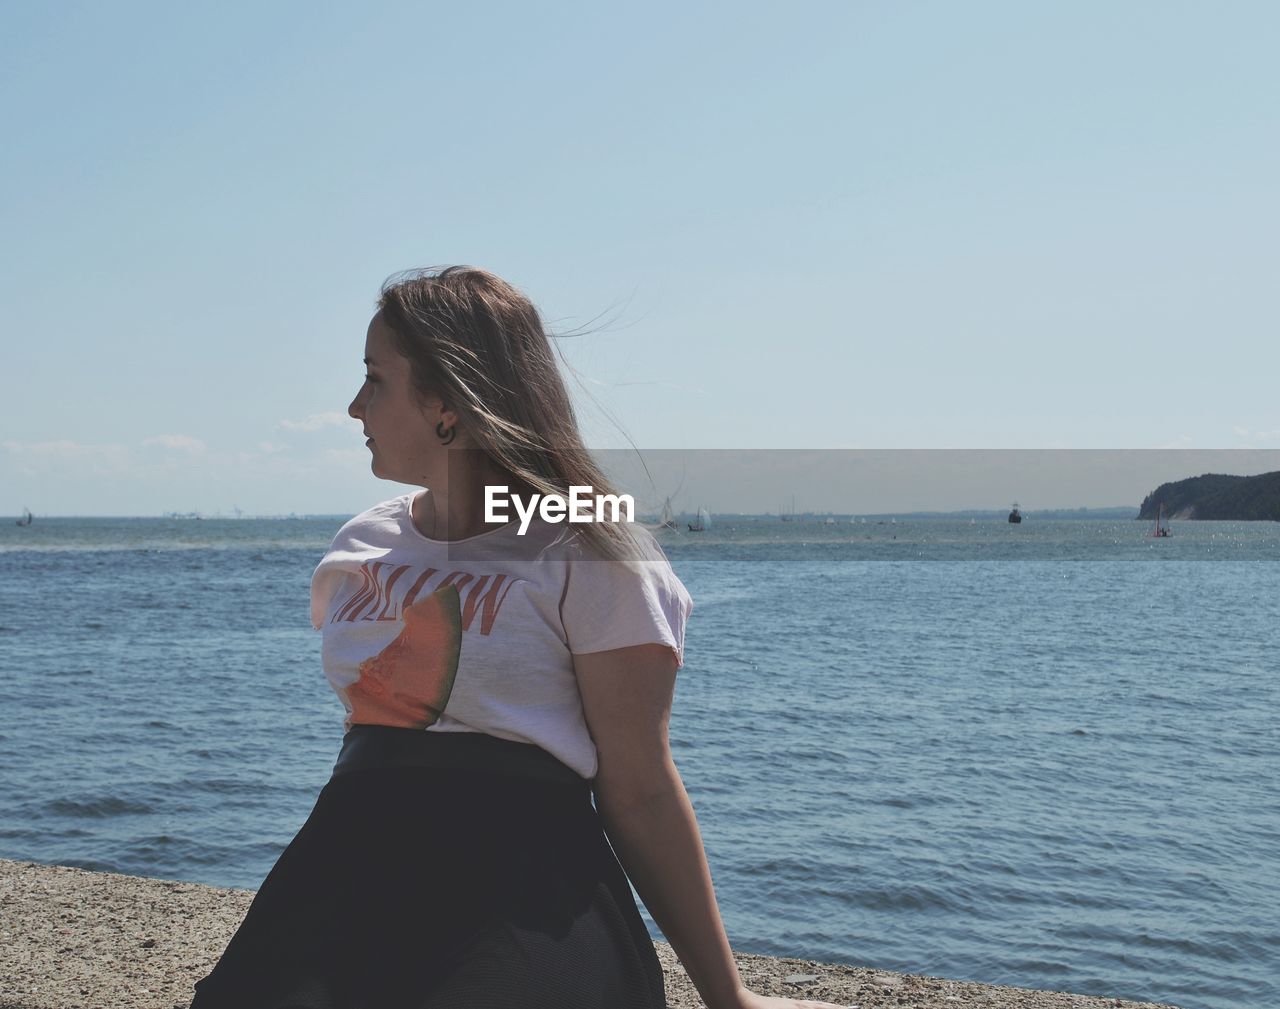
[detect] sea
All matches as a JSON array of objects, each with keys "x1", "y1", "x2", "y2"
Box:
[{"x1": 1, "y1": 514, "x2": 1277, "y2": 1009}]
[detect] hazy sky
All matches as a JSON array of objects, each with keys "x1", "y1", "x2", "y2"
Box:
[
  {"x1": 596, "y1": 449, "x2": 1280, "y2": 516},
  {"x1": 3, "y1": 2, "x2": 1277, "y2": 516}
]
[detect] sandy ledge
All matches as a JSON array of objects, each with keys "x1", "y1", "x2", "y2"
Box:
[{"x1": 0, "y1": 858, "x2": 1182, "y2": 1009}]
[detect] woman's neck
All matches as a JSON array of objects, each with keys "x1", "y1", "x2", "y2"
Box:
[{"x1": 411, "y1": 458, "x2": 530, "y2": 541}]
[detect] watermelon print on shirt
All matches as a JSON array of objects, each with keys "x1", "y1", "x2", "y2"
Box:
[{"x1": 345, "y1": 584, "x2": 463, "y2": 730}]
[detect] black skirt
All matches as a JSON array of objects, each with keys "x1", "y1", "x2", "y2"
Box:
[{"x1": 190, "y1": 727, "x2": 667, "y2": 1009}]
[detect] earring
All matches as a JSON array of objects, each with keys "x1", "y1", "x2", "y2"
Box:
[{"x1": 436, "y1": 421, "x2": 456, "y2": 446}]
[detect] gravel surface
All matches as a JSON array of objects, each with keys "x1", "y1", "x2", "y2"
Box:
[{"x1": 0, "y1": 859, "x2": 1182, "y2": 1009}]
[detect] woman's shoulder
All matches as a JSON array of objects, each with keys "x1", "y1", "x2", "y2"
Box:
[
  {"x1": 516, "y1": 517, "x2": 664, "y2": 561},
  {"x1": 350, "y1": 493, "x2": 414, "y2": 527},
  {"x1": 571, "y1": 521, "x2": 671, "y2": 563},
  {"x1": 324, "y1": 494, "x2": 414, "y2": 554}
]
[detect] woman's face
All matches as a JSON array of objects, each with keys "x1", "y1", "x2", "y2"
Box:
[{"x1": 347, "y1": 313, "x2": 449, "y2": 485}]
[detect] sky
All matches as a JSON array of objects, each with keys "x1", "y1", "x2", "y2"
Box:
[{"x1": 2, "y1": 1, "x2": 1278, "y2": 516}]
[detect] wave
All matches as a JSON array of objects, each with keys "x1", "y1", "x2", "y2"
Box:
[{"x1": 43, "y1": 795, "x2": 154, "y2": 818}]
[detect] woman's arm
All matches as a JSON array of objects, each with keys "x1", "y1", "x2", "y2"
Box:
[{"x1": 574, "y1": 644, "x2": 849, "y2": 1009}]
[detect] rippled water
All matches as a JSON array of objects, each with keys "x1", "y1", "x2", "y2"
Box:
[{"x1": 1, "y1": 516, "x2": 1276, "y2": 1009}]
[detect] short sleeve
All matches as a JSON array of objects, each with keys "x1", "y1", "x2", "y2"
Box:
[
  {"x1": 308, "y1": 503, "x2": 393, "y2": 630},
  {"x1": 560, "y1": 528, "x2": 694, "y2": 668},
  {"x1": 310, "y1": 561, "x2": 348, "y2": 630}
]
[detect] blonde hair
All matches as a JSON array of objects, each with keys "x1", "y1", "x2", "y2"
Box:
[{"x1": 377, "y1": 266, "x2": 638, "y2": 560}]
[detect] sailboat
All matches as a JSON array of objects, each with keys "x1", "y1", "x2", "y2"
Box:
[
  {"x1": 1008, "y1": 503, "x2": 1022, "y2": 524},
  {"x1": 780, "y1": 494, "x2": 796, "y2": 521},
  {"x1": 1152, "y1": 501, "x2": 1172, "y2": 538},
  {"x1": 687, "y1": 506, "x2": 711, "y2": 533},
  {"x1": 15, "y1": 507, "x2": 33, "y2": 527},
  {"x1": 657, "y1": 497, "x2": 677, "y2": 531}
]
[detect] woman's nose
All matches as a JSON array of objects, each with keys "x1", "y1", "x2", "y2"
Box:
[{"x1": 348, "y1": 390, "x2": 363, "y2": 420}]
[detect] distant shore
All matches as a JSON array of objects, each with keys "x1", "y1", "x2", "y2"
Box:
[{"x1": 0, "y1": 858, "x2": 1182, "y2": 1009}]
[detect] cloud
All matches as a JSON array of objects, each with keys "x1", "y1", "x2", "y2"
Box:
[
  {"x1": 257, "y1": 441, "x2": 288, "y2": 454},
  {"x1": 280, "y1": 412, "x2": 355, "y2": 432},
  {"x1": 320, "y1": 448, "x2": 370, "y2": 467},
  {"x1": 1, "y1": 439, "x2": 134, "y2": 480},
  {"x1": 3, "y1": 439, "x2": 128, "y2": 460},
  {"x1": 5, "y1": 439, "x2": 71, "y2": 456},
  {"x1": 143, "y1": 434, "x2": 206, "y2": 453},
  {"x1": 1233, "y1": 426, "x2": 1280, "y2": 444}
]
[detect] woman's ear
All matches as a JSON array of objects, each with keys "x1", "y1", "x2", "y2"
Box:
[{"x1": 418, "y1": 391, "x2": 455, "y2": 431}]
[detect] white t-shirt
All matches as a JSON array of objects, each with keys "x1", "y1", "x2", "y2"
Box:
[{"x1": 310, "y1": 493, "x2": 694, "y2": 779}]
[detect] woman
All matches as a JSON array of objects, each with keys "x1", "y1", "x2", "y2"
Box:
[{"x1": 191, "y1": 267, "x2": 849, "y2": 1009}]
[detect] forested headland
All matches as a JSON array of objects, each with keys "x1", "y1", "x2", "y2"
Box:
[{"x1": 1138, "y1": 471, "x2": 1280, "y2": 521}]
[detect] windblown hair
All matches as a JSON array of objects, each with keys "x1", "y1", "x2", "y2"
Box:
[{"x1": 377, "y1": 266, "x2": 637, "y2": 560}]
